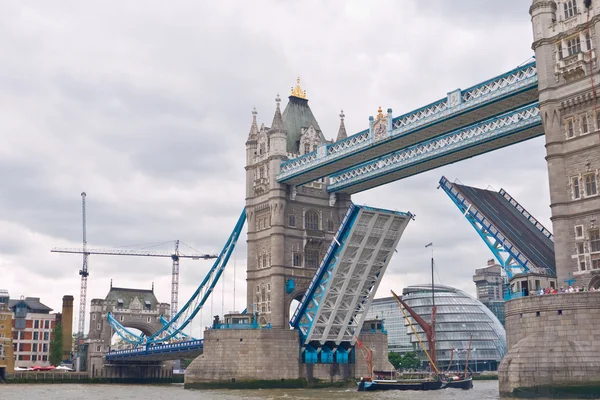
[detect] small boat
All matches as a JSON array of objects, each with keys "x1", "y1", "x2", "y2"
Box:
[
  {"x1": 356, "y1": 247, "x2": 446, "y2": 392},
  {"x1": 444, "y1": 374, "x2": 473, "y2": 390},
  {"x1": 358, "y1": 376, "x2": 444, "y2": 391}
]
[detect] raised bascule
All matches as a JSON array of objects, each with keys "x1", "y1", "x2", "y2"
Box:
[{"x1": 97, "y1": 0, "x2": 600, "y2": 395}]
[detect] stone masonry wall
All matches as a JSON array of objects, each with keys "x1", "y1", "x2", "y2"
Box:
[
  {"x1": 185, "y1": 329, "x2": 300, "y2": 386},
  {"x1": 499, "y1": 292, "x2": 600, "y2": 396}
]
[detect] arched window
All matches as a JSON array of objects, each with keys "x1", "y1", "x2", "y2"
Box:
[
  {"x1": 305, "y1": 211, "x2": 319, "y2": 230},
  {"x1": 304, "y1": 143, "x2": 310, "y2": 154}
]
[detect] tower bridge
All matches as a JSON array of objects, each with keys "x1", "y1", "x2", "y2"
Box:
[{"x1": 97, "y1": 1, "x2": 600, "y2": 393}]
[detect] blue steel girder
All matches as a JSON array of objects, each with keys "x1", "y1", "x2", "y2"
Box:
[
  {"x1": 276, "y1": 61, "x2": 537, "y2": 186},
  {"x1": 291, "y1": 204, "x2": 413, "y2": 345},
  {"x1": 438, "y1": 176, "x2": 548, "y2": 278},
  {"x1": 105, "y1": 339, "x2": 204, "y2": 362},
  {"x1": 327, "y1": 104, "x2": 542, "y2": 194}
]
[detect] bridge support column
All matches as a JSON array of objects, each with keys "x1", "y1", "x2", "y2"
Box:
[{"x1": 499, "y1": 293, "x2": 600, "y2": 397}]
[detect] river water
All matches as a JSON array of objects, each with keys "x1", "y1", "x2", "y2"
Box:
[{"x1": 0, "y1": 381, "x2": 570, "y2": 399}]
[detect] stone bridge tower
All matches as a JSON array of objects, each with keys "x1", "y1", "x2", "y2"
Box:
[
  {"x1": 245, "y1": 79, "x2": 352, "y2": 329},
  {"x1": 87, "y1": 283, "x2": 169, "y2": 377},
  {"x1": 531, "y1": 0, "x2": 600, "y2": 287}
]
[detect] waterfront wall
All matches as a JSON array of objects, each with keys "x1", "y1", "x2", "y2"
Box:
[
  {"x1": 499, "y1": 292, "x2": 600, "y2": 397},
  {"x1": 185, "y1": 328, "x2": 393, "y2": 388}
]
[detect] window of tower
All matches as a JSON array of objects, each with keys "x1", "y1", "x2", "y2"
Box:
[
  {"x1": 557, "y1": 42, "x2": 564, "y2": 60},
  {"x1": 567, "y1": 36, "x2": 581, "y2": 56},
  {"x1": 586, "y1": 31, "x2": 593, "y2": 51},
  {"x1": 584, "y1": 173, "x2": 598, "y2": 196},
  {"x1": 304, "y1": 143, "x2": 310, "y2": 154},
  {"x1": 293, "y1": 252, "x2": 302, "y2": 266},
  {"x1": 581, "y1": 114, "x2": 589, "y2": 134},
  {"x1": 596, "y1": 112, "x2": 600, "y2": 131},
  {"x1": 566, "y1": 119, "x2": 575, "y2": 138},
  {"x1": 572, "y1": 176, "x2": 581, "y2": 199},
  {"x1": 305, "y1": 211, "x2": 319, "y2": 231},
  {"x1": 327, "y1": 220, "x2": 334, "y2": 232},
  {"x1": 590, "y1": 229, "x2": 600, "y2": 252},
  {"x1": 313, "y1": 144, "x2": 318, "y2": 152},
  {"x1": 305, "y1": 249, "x2": 320, "y2": 268},
  {"x1": 564, "y1": 0, "x2": 578, "y2": 19},
  {"x1": 289, "y1": 214, "x2": 296, "y2": 227},
  {"x1": 575, "y1": 225, "x2": 584, "y2": 239}
]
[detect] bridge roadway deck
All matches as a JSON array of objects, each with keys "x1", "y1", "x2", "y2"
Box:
[
  {"x1": 453, "y1": 182, "x2": 555, "y2": 274},
  {"x1": 105, "y1": 339, "x2": 204, "y2": 362},
  {"x1": 277, "y1": 62, "x2": 538, "y2": 187},
  {"x1": 328, "y1": 105, "x2": 542, "y2": 194}
]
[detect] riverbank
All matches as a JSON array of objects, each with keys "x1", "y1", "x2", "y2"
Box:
[{"x1": 4, "y1": 371, "x2": 184, "y2": 384}]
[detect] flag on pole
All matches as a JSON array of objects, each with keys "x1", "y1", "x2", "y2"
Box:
[{"x1": 425, "y1": 242, "x2": 433, "y2": 248}]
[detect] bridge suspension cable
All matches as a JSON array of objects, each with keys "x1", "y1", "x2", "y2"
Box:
[{"x1": 106, "y1": 209, "x2": 247, "y2": 345}]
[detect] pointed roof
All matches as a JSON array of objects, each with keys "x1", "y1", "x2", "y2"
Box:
[
  {"x1": 336, "y1": 110, "x2": 347, "y2": 142},
  {"x1": 282, "y1": 96, "x2": 324, "y2": 152},
  {"x1": 270, "y1": 94, "x2": 285, "y2": 131},
  {"x1": 247, "y1": 107, "x2": 259, "y2": 141}
]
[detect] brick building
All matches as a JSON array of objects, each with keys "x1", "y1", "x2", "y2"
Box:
[
  {"x1": 0, "y1": 289, "x2": 14, "y2": 378},
  {"x1": 9, "y1": 296, "x2": 57, "y2": 367}
]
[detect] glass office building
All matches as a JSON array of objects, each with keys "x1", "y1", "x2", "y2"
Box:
[{"x1": 401, "y1": 284, "x2": 507, "y2": 372}]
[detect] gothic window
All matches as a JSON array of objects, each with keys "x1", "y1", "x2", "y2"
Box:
[
  {"x1": 557, "y1": 42, "x2": 563, "y2": 60},
  {"x1": 575, "y1": 225, "x2": 584, "y2": 239},
  {"x1": 581, "y1": 114, "x2": 589, "y2": 134},
  {"x1": 304, "y1": 143, "x2": 310, "y2": 154},
  {"x1": 259, "y1": 167, "x2": 264, "y2": 179},
  {"x1": 593, "y1": 258, "x2": 600, "y2": 269},
  {"x1": 596, "y1": 112, "x2": 600, "y2": 131},
  {"x1": 564, "y1": 0, "x2": 578, "y2": 19},
  {"x1": 584, "y1": 173, "x2": 597, "y2": 196},
  {"x1": 289, "y1": 214, "x2": 296, "y2": 227},
  {"x1": 590, "y1": 229, "x2": 600, "y2": 252},
  {"x1": 586, "y1": 31, "x2": 592, "y2": 51},
  {"x1": 572, "y1": 176, "x2": 581, "y2": 199},
  {"x1": 262, "y1": 256, "x2": 267, "y2": 269},
  {"x1": 567, "y1": 36, "x2": 581, "y2": 56},
  {"x1": 327, "y1": 219, "x2": 334, "y2": 232},
  {"x1": 313, "y1": 144, "x2": 318, "y2": 152},
  {"x1": 293, "y1": 252, "x2": 302, "y2": 266},
  {"x1": 305, "y1": 249, "x2": 320, "y2": 268},
  {"x1": 305, "y1": 211, "x2": 319, "y2": 230},
  {"x1": 566, "y1": 119, "x2": 575, "y2": 138}
]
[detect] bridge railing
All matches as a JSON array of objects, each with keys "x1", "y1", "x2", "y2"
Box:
[
  {"x1": 278, "y1": 62, "x2": 537, "y2": 182},
  {"x1": 212, "y1": 322, "x2": 271, "y2": 330}
]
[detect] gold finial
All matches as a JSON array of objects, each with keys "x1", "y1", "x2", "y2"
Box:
[
  {"x1": 376, "y1": 106, "x2": 384, "y2": 119},
  {"x1": 290, "y1": 77, "x2": 307, "y2": 99}
]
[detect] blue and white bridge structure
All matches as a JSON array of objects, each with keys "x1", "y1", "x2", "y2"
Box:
[
  {"x1": 105, "y1": 209, "x2": 247, "y2": 361},
  {"x1": 439, "y1": 176, "x2": 556, "y2": 281},
  {"x1": 291, "y1": 204, "x2": 412, "y2": 363},
  {"x1": 277, "y1": 61, "x2": 540, "y2": 194}
]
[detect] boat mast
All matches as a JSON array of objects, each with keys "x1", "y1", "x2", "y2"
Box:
[{"x1": 425, "y1": 242, "x2": 437, "y2": 372}]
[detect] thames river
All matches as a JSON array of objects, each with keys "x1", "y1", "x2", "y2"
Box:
[{"x1": 0, "y1": 381, "x2": 568, "y2": 399}]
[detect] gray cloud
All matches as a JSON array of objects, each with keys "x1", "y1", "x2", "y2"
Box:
[{"x1": 0, "y1": 1, "x2": 544, "y2": 334}]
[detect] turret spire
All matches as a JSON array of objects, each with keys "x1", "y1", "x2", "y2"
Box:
[
  {"x1": 336, "y1": 109, "x2": 347, "y2": 142},
  {"x1": 271, "y1": 94, "x2": 284, "y2": 130},
  {"x1": 247, "y1": 107, "x2": 259, "y2": 141}
]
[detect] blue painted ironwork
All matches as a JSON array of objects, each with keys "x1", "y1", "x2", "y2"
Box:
[
  {"x1": 105, "y1": 339, "x2": 204, "y2": 361},
  {"x1": 107, "y1": 209, "x2": 247, "y2": 345},
  {"x1": 277, "y1": 62, "x2": 537, "y2": 183},
  {"x1": 504, "y1": 289, "x2": 525, "y2": 301},
  {"x1": 212, "y1": 321, "x2": 271, "y2": 330},
  {"x1": 499, "y1": 188, "x2": 554, "y2": 242},
  {"x1": 291, "y1": 204, "x2": 412, "y2": 345},
  {"x1": 286, "y1": 278, "x2": 295, "y2": 294},
  {"x1": 290, "y1": 204, "x2": 360, "y2": 333},
  {"x1": 439, "y1": 176, "x2": 553, "y2": 278},
  {"x1": 328, "y1": 104, "x2": 541, "y2": 193}
]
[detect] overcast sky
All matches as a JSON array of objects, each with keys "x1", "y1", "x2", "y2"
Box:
[{"x1": 0, "y1": 0, "x2": 545, "y2": 337}]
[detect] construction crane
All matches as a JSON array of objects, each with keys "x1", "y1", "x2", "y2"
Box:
[
  {"x1": 52, "y1": 240, "x2": 218, "y2": 318},
  {"x1": 78, "y1": 192, "x2": 89, "y2": 357}
]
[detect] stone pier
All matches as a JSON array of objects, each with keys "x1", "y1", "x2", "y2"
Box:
[
  {"x1": 499, "y1": 292, "x2": 600, "y2": 397},
  {"x1": 184, "y1": 328, "x2": 392, "y2": 389}
]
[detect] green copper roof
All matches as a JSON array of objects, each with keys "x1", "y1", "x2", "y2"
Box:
[{"x1": 282, "y1": 96, "x2": 324, "y2": 153}]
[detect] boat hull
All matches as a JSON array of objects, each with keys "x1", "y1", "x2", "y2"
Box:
[
  {"x1": 357, "y1": 379, "x2": 444, "y2": 391},
  {"x1": 445, "y1": 377, "x2": 473, "y2": 390}
]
